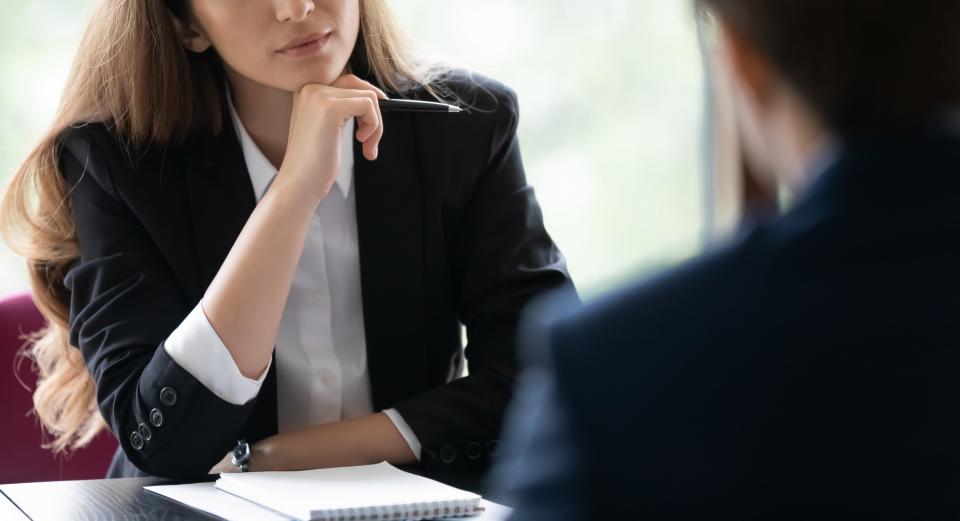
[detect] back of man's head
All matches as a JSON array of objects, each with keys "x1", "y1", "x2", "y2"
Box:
[{"x1": 700, "y1": 1, "x2": 960, "y2": 136}]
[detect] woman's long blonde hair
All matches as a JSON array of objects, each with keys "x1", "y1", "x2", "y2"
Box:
[{"x1": 0, "y1": 0, "x2": 434, "y2": 455}]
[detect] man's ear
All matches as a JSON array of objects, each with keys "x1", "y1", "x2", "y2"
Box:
[
  {"x1": 171, "y1": 16, "x2": 212, "y2": 53},
  {"x1": 719, "y1": 19, "x2": 775, "y2": 108}
]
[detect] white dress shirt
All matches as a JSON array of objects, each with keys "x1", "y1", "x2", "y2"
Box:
[{"x1": 163, "y1": 93, "x2": 421, "y2": 460}]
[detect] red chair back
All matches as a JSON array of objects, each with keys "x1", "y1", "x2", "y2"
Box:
[{"x1": 0, "y1": 291, "x2": 117, "y2": 484}]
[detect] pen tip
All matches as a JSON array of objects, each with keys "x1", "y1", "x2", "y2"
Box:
[{"x1": 450, "y1": 106, "x2": 462, "y2": 113}]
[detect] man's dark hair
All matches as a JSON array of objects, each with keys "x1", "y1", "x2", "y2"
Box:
[{"x1": 700, "y1": 1, "x2": 960, "y2": 136}]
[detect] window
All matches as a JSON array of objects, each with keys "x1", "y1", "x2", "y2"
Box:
[
  {"x1": 0, "y1": 0, "x2": 705, "y2": 298},
  {"x1": 396, "y1": 1, "x2": 706, "y2": 296}
]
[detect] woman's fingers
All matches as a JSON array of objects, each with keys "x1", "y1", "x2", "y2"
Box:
[
  {"x1": 335, "y1": 96, "x2": 381, "y2": 161},
  {"x1": 322, "y1": 77, "x2": 385, "y2": 159},
  {"x1": 327, "y1": 89, "x2": 382, "y2": 141},
  {"x1": 356, "y1": 90, "x2": 384, "y2": 148},
  {"x1": 332, "y1": 74, "x2": 389, "y2": 100}
]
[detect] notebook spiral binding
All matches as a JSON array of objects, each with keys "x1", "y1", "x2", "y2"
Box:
[{"x1": 316, "y1": 498, "x2": 484, "y2": 521}]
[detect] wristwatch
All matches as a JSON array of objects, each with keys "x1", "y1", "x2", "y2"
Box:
[{"x1": 231, "y1": 439, "x2": 252, "y2": 472}]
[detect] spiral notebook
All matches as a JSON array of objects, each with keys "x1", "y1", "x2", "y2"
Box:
[{"x1": 213, "y1": 462, "x2": 483, "y2": 521}]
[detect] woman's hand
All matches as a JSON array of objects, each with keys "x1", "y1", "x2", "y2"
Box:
[
  {"x1": 275, "y1": 74, "x2": 387, "y2": 207},
  {"x1": 209, "y1": 451, "x2": 238, "y2": 475},
  {"x1": 208, "y1": 442, "x2": 276, "y2": 474},
  {"x1": 207, "y1": 413, "x2": 416, "y2": 474}
]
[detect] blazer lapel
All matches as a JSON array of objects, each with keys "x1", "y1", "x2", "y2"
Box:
[
  {"x1": 184, "y1": 120, "x2": 257, "y2": 292},
  {"x1": 355, "y1": 113, "x2": 429, "y2": 410}
]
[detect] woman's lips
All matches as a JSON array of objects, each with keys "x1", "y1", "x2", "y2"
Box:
[{"x1": 277, "y1": 32, "x2": 332, "y2": 57}]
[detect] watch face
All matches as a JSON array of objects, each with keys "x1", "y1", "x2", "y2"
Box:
[{"x1": 232, "y1": 441, "x2": 250, "y2": 466}]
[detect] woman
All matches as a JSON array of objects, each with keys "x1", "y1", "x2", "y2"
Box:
[{"x1": 0, "y1": 0, "x2": 572, "y2": 479}]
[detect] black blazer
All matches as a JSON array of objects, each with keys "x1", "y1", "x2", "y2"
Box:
[
  {"x1": 58, "y1": 71, "x2": 573, "y2": 480},
  {"x1": 495, "y1": 131, "x2": 960, "y2": 519}
]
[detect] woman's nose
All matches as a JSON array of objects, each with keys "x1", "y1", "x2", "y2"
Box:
[{"x1": 275, "y1": 0, "x2": 315, "y2": 23}]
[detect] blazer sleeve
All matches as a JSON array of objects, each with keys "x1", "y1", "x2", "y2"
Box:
[
  {"x1": 392, "y1": 84, "x2": 576, "y2": 468},
  {"x1": 58, "y1": 127, "x2": 261, "y2": 480}
]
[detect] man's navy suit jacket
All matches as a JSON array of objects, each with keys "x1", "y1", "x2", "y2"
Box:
[{"x1": 497, "y1": 130, "x2": 960, "y2": 519}]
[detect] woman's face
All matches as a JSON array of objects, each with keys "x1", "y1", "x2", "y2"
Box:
[{"x1": 183, "y1": 0, "x2": 361, "y2": 91}]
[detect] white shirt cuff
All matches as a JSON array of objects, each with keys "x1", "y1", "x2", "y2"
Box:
[
  {"x1": 163, "y1": 302, "x2": 270, "y2": 405},
  {"x1": 382, "y1": 408, "x2": 422, "y2": 461}
]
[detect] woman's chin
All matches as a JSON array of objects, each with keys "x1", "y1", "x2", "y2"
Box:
[{"x1": 283, "y1": 70, "x2": 345, "y2": 91}]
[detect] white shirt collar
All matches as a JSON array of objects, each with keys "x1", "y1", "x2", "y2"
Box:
[{"x1": 226, "y1": 88, "x2": 354, "y2": 201}]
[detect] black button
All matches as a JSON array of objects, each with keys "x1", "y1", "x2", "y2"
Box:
[
  {"x1": 439, "y1": 444, "x2": 457, "y2": 464},
  {"x1": 149, "y1": 408, "x2": 164, "y2": 428},
  {"x1": 465, "y1": 442, "x2": 482, "y2": 460},
  {"x1": 486, "y1": 440, "x2": 501, "y2": 458},
  {"x1": 159, "y1": 387, "x2": 178, "y2": 406},
  {"x1": 138, "y1": 423, "x2": 152, "y2": 442},
  {"x1": 130, "y1": 431, "x2": 144, "y2": 451}
]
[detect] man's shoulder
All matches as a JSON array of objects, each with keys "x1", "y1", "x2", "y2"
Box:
[{"x1": 542, "y1": 224, "x2": 800, "y2": 368}]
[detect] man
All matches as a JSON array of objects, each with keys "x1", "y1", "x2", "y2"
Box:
[{"x1": 495, "y1": 2, "x2": 960, "y2": 518}]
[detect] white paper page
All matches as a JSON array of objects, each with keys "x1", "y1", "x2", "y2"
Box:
[
  {"x1": 215, "y1": 462, "x2": 481, "y2": 518},
  {"x1": 146, "y1": 482, "x2": 293, "y2": 520},
  {"x1": 146, "y1": 482, "x2": 512, "y2": 521}
]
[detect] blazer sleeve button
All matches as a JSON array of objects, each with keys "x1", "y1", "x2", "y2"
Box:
[
  {"x1": 159, "y1": 387, "x2": 178, "y2": 406},
  {"x1": 149, "y1": 408, "x2": 164, "y2": 428},
  {"x1": 130, "y1": 431, "x2": 144, "y2": 451},
  {"x1": 465, "y1": 442, "x2": 483, "y2": 460},
  {"x1": 439, "y1": 444, "x2": 457, "y2": 464},
  {"x1": 137, "y1": 423, "x2": 152, "y2": 442}
]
